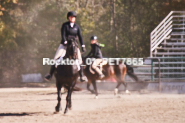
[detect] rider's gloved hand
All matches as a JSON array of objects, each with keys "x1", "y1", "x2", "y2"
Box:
[
  {"x1": 63, "y1": 41, "x2": 68, "y2": 46},
  {"x1": 82, "y1": 47, "x2": 86, "y2": 52},
  {"x1": 82, "y1": 45, "x2": 86, "y2": 52},
  {"x1": 99, "y1": 43, "x2": 105, "y2": 47}
]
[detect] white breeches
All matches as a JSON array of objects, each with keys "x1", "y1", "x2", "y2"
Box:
[{"x1": 92, "y1": 59, "x2": 103, "y2": 75}]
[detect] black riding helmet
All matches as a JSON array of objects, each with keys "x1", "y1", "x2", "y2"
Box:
[
  {"x1": 90, "y1": 35, "x2": 98, "y2": 40},
  {"x1": 67, "y1": 11, "x2": 77, "y2": 19}
]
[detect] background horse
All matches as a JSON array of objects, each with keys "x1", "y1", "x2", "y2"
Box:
[
  {"x1": 83, "y1": 59, "x2": 138, "y2": 98},
  {"x1": 54, "y1": 38, "x2": 79, "y2": 114}
]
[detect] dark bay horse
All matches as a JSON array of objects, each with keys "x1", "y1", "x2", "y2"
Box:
[
  {"x1": 54, "y1": 39, "x2": 79, "y2": 114},
  {"x1": 83, "y1": 60, "x2": 138, "y2": 98}
]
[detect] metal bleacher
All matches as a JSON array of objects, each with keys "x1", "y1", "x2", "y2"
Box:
[
  {"x1": 126, "y1": 11, "x2": 185, "y2": 82},
  {"x1": 150, "y1": 11, "x2": 185, "y2": 81}
]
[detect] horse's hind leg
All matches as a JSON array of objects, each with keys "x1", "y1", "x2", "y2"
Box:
[
  {"x1": 118, "y1": 77, "x2": 129, "y2": 94},
  {"x1": 115, "y1": 74, "x2": 129, "y2": 95},
  {"x1": 87, "y1": 81, "x2": 95, "y2": 94},
  {"x1": 122, "y1": 80, "x2": 130, "y2": 94},
  {"x1": 114, "y1": 82, "x2": 121, "y2": 95},
  {"x1": 55, "y1": 82, "x2": 62, "y2": 112},
  {"x1": 117, "y1": 65, "x2": 130, "y2": 94},
  {"x1": 122, "y1": 66, "x2": 130, "y2": 94},
  {"x1": 92, "y1": 80, "x2": 98, "y2": 99},
  {"x1": 116, "y1": 82, "x2": 122, "y2": 88}
]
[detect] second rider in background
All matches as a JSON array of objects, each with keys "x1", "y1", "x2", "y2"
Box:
[{"x1": 85, "y1": 35, "x2": 105, "y2": 79}]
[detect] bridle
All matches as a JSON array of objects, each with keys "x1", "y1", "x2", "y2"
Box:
[{"x1": 66, "y1": 38, "x2": 78, "y2": 59}]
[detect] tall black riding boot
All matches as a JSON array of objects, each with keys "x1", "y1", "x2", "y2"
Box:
[
  {"x1": 44, "y1": 65, "x2": 55, "y2": 81},
  {"x1": 79, "y1": 66, "x2": 85, "y2": 82}
]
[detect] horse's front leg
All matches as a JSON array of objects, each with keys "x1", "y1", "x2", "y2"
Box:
[
  {"x1": 68, "y1": 81, "x2": 76, "y2": 110},
  {"x1": 55, "y1": 82, "x2": 62, "y2": 112},
  {"x1": 64, "y1": 81, "x2": 75, "y2": 114},
  {"x1": 92, "y1": 80, "x2": 98, "y2": 99}
]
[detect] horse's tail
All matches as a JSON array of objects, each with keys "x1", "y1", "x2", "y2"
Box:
[
  {"x1": 126, "y1": 64, "x2": 139, "y2": 82},
  {"x1": 64, "y1": 85, "x2": 82, "y2": 91}
]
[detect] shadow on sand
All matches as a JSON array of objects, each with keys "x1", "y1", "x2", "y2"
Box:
[{"x1": 0, "y1": 112, "x2": 40, "y2": 117}]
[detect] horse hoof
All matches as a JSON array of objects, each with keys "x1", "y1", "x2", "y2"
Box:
[
  {"x1": 114, "y1": 88, "x2": 118, "y2": 95},
  {"x1": 125, "y1": 90, "x2": 130, "y2": 94},
  {"x1": 55, "y1": 108, "x2": 59, "y2": 112},
  {"x1": 55, "y1": 106, "x2": 61, "y2": 112},
  {"x1": 68, "y1": 106, "x2": 72, "y2": 110},
  {"x1": 94, "y1": 96, "x2": 98, "y2": 99},
  {"x1": 69, "y1": 108, "x2": 72, "y2": 110},
  {"x1": 64, "y1": 109, "x2": 68, "y2": 114}
]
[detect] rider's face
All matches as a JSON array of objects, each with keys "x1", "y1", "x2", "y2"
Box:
[
  {"x1": 91, "y1": 40, "x2": 97, "y2": 44},
  {"x1": 68, "y1": 16, "x2": 76, "y2": 23}
]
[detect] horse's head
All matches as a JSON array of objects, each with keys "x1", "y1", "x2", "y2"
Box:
[{"x1": 66, "y1": 37, "x2": 78, "y2": 59}]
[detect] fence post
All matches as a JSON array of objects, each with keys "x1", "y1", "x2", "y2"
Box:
[
  {"x1": 158, "y1": 58, "x2": 161, "y2": 92},
  {"x1": 151, "y1": 59, "x2": 154, "y2": 81}
]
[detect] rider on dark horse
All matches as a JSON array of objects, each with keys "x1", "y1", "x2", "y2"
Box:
[
  {"x1": 45, "y1": 11, "x2": 86, "y2": 82},
  {"x1": 85, "y1": 35, "x2": 105, "y2": 79}
]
